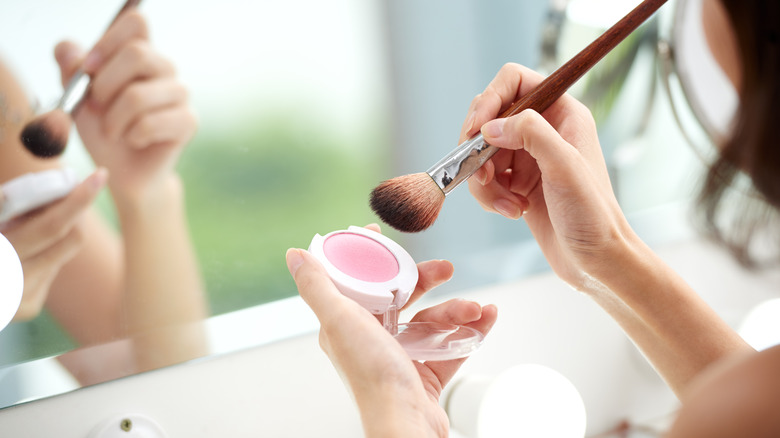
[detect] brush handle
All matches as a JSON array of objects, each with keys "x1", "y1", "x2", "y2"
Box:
[
  {"x1": 58, "y1": 70, "x2": 91, "y2": 113},
  {"x1": 55, "y1": 0, "x2": 143, "y2": 114},
  {"x1": 427, "y1": 0, "x2": 668, "y2": 194}
]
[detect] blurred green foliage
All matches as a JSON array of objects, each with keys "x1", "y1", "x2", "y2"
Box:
[
  {"x1": 2, "y1": 116, "x2": 388, "y2": 367},
  {"x1": 179, "y1": 116, "x2": 387, "y2": 315}
]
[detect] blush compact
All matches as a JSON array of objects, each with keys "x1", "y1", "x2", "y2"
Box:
[{"x1": 309, "y1": 226, "x2": 484, "y2": 361}]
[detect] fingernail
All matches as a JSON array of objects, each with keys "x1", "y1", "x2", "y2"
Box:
[
  {"x1": 89, "y1": 168, "x2": 109, "y2": 192},
  {"x1": 286, "y1": 248, "x2": 305, "y2": 276},
  {"x1": 482, "y1": 118, "x2": 506, "y2": 140},
  {"x1": 474, "y1": 167, "x2": 487, "y2": 185},
  {"x1": 464, "y1": 111, "x2": 477, "y2": 135},
  {"x1": 58, "y1": 46, "x2": 79, "y2": 69},
  {"x1": 83, "y1": 50, "x2": 102, "y2": 72},
  {"x1": 494, "y1": 198, "x2": 522, "y2": 219}
]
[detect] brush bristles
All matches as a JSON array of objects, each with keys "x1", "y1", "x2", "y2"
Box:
[
  {"x1": 369, "y1": 173, "x2": 445, "y2": 233},
  {"x1": 20, "y1": 109, "x2": 71, "y2": 158}
]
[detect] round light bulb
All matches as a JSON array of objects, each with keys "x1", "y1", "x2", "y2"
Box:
[
  {"x1": 739, "y1": 298, "x2": 780, "y2": 351},
  {"x1": 448, "y1": 364, "x2": 587, "y2": 438},
  {"x1": 0, "y1": 232, "x2": 23, "y2": 332}
]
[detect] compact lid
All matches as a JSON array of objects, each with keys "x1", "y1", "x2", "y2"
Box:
[{"x1": 394, "y1": 322, "x2": 485, "y2": 362}]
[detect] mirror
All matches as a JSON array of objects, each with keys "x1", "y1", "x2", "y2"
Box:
[
  {"x1": 657, "y1": 0, "x2": 738, "y2": 161},
  {"x1": 0, "y1": 0, "x2": 388, "y2": 408}
]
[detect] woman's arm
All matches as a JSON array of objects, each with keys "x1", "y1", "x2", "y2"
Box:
[
  {"x1": 0, "y1": 9, "x2": 208, "y2": 382},
  {"x1": 51, "y1": 10, "x2": 209, "y2": 370},
  {"x1": 465, "y1": 63, "x2": 752, "y2": 399}
]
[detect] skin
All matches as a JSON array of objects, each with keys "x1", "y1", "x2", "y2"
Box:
[
  {"x1": 0, "y1": 10, "x2": 207, "y2": 383},
  {"x1": 287, "y1": 225, "x2": 498, "y2": 438},
  {"x1": 701, "y1": 0, "x2": 742, "y2": 90},
  {"x1": 290, "y1": 0, "x2": 780, "y2": 436}
]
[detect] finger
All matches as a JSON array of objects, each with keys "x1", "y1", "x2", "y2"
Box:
[
  {"x1": 287, "y1": 248, "x2": 365, "y2": 327},
  {"x1": 472, "y1": 158, "x2": 495, "y2": 187},
  {"x1": 2, "y1": 169, "x2": 107, "y2": 259},
  {"x1": 507, "y1": 149, "x2": 543, "y2": 197},
  {"x1": 409, "y1": 298, "x2": 483, "y2": 325},
  {"x1": 54, "y1": 41, "x2": 86, "y2": 87},
  {"x1": 125, "y1": 105, "x2": 197, "y2": 150},
  {"x1": 468, "y1": 172, "x2": 529, "y2": 220},
  {"x1": 363, "y1": 223, "x2": 381, "y2": 233},
  {"x1": 482, "y1": 109, "x2": 582, "y2": 179},
  {"x1": 403, "y1": 259, "x2": 455, "y2": 309},
  {"x1": 460, "y1": 64, "x2": 547, "y2": 143},
  {"x1": 103, "y1": 78, "x2": 189, "y2": 144},
  {"x1": 90, "y1": 41, "x2": 176, "y2": 109},
  {"x1": 82, "y1": 10, "x2": 149, "y2": 74},
  {"x1": 423, "y1": 304, "x2": 499, "y2": 387},
  {"x1": 13, "y1": 225, "x2": 84, "y2": 321}
]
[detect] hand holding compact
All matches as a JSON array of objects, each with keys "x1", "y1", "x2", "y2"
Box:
[
  {"x1": 287, "y1": 226, "x2": 497, "y2": 437},
  {"x1": 464, "y1": 63, "x2": 637, "y2": 291}
]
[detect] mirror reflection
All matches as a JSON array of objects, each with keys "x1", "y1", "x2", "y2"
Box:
[{"x1": 0, "y1": 0, "x2": 387, "y2": 407}]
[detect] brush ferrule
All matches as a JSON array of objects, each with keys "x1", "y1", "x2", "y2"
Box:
[
  {"x1": 58, "y1": 70, "x2": 91, "y2": 114},
  {"x1": 426, "y1": 133, "x2": 498, "y2": 195}
]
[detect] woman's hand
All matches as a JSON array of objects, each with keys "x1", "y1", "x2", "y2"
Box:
[
  {"x1": 1, "y1": 169, "x2": 107, "y2": 320},
  {"x1": 55, "y1": 10, "x2": 196, "y2": 208},
  {"x1": 286, "y1": 228, "x2": 497, "y2": 438},
  {"x1": 463, "y1": 63, "x2": 637, "y2": 291}
]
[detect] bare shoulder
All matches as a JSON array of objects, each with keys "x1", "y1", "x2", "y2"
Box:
[{"x1": 666, "y1": 345, "x2": 780, "y2": 437}]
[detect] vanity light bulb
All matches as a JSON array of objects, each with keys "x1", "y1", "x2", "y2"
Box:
[
  {"x1": 447, "y1": 364, "x2": 587, "y2": 438},
  {"x1": 0, "y1": 232, "x2": 23, "y2": 332},
  {"x1": 739, "y1": 298, "x2": 780, "y2": 351}
]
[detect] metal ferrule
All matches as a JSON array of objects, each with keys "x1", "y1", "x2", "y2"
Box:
[
  {"x1": 426, "y1": 133, "x2": 499, "y2": 195},
  {"x1": 57, "y1": 70, "x2": 91, "y2": 114}
]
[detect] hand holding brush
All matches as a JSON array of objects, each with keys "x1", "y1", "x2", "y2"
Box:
[
  {"x1": 20, "y1": 0, "x2": 142, "y2": 158},
  {"x1": 370, "y1": 0, "x2": 669, "y2": 232}
]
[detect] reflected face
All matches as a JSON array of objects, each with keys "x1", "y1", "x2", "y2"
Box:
[{"x1": 702, "y1": 0, "x2": 742, "y2": 90}]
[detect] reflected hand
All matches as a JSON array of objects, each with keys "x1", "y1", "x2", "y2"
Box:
[
  {"x1": 55, "y1": 10, "x2": 196, "y2": 207},
  {"x1": 286, "y1": 232, "x2": 497, "y2": 437},
  {"x1": 463, "y1": 63, "x2": 636, "y2": 291},
  {"x1": 0, "y1": 169, "x2": 107, "y2": 321}
]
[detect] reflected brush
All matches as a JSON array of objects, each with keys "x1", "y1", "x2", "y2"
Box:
[
  {"x1": 20, "y1": 0, "x2": 142, "y2": 158},
  {"x1": 370, "y1": 0, "x2": 669, "y2": 232}
]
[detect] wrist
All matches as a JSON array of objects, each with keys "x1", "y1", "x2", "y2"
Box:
[
  {"x1": 582, "y1": 228, "x2": 676, "y2": 305},
  {"x1": 356, "y1": 384, "x2": 443, "y2": 438},
  {"x1": 110, "y1": 174, "x2": 185, "y2": 221}
]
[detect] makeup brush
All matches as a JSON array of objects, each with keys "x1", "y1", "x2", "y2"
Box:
[
  {"x1": 20, "y1": 0, "x2": 142, "y2": 158},
  {"x1": 370, "y1": 0, "x2": 669, "y2": 233}
]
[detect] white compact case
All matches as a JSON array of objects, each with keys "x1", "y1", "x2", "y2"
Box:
[{"x1": 308, "y1": 226, "x2": 417, "y2": 314}]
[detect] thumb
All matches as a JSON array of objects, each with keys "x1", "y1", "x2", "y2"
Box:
[
  {"x1": 54, "y1": 41, "x2": 86, "y2": 87},
  {"x1": 286, "y1": 248, "x2": 346, "y2": 319}
]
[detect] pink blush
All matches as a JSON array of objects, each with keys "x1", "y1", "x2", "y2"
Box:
[{"x1": 323, "y1": 233, "x2": 399, "y2": 282}]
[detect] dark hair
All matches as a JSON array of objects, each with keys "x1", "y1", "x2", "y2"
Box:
[{"x1": 697, "y1": 0, "x2": 780, "y2": 266}]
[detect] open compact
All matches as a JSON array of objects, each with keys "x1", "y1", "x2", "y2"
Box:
[{"x1": 309, "y1": 226, "x2": 484, "y2": 361}]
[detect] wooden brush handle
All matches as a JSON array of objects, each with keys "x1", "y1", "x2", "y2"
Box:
[
  {"x1": 428, "y1": 0, "x2": 669, "y2": 194},
  {"x1": 499, "y1": 0, "x2": 668, "y2": 119}
]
